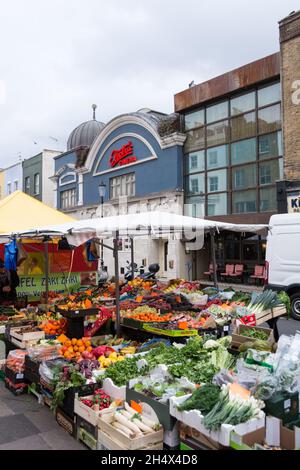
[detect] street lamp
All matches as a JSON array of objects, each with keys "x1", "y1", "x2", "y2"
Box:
[{"x1": 98, "y1": 181, "x2": 107, "y2": 285}]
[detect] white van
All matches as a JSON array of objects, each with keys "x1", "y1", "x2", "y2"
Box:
[{"x1": 266, "y1": 213, "x2": 300, "y2": 320}]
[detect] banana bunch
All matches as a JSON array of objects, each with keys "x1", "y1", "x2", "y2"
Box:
[{"x1": 120, "y1": 346, "x2": 136, "y2": 355}]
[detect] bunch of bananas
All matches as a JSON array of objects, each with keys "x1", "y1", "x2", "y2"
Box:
[{"x1": 120, "y1": 346, "x2": 136, "y2": 355}]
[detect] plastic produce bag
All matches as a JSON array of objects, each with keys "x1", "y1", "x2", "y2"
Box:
[
  {"x1": 27, "y1": 343, "x2": 61, "y2": 361},
  {"x1": 6, "y1": 350, "x2": 27, "y2": 373}
]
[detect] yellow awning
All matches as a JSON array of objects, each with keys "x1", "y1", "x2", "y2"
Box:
[{"x1": 0, "y1": 191, "x2": 75, "y2": 234}]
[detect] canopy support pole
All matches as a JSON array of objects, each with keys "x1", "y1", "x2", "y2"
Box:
[
  {"x1": 113, "y1": 231, "x2": 121, "y2": 337},
  {"x1": 130, "y1": 238, "x2": 134, "y2": 280},
  {"x1": 44, "y1": 239, "x2": 50, "y2": 304},
  {"x1": 210, "y1": 228, "x2": 218, "y2": 289}
]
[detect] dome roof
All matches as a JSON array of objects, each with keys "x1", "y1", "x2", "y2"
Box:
[{"x1": 67, "y1": 105, "x2": 105, "y2": 150}]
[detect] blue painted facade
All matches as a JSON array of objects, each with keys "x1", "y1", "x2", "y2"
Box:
[{"x1": 54, "y1": 112, "x2": 184, "y2": 210}]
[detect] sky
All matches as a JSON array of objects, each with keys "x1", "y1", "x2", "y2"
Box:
[{"x1": 0, "y1": 0, "x2": 299, "y2": 166}]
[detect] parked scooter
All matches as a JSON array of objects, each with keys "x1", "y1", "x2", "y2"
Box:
[{"x1": 124, "y1": 261, "x2": 160, "y2": 282}]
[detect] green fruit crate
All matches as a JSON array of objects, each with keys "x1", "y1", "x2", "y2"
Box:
[{"x1": 142, "y1": 324, "x2": 198, "y2": 337}]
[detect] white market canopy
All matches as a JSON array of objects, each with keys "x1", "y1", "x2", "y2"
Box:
[{"x1": 7, "y1": 211, "x2": 268, "y2": 246}]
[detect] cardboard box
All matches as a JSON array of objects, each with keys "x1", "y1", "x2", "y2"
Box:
[
  {"x1": 266, "y1": 415, "x2": 300, "y2": 450},
  {"x1": 102, "y1": 378, "x2": 126, "y2": 401},
  {"x1": 264, "y1": 391, "x2": 299, "y2": 425}
]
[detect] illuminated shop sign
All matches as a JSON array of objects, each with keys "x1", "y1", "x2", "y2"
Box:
[{"x1": 109, "y1": 141, "x2": 137, "y2": 168}]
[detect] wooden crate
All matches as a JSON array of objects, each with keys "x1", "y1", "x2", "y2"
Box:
[
  {"x1": 232, "y1": 325, "x2": 274, "y2": 348},
  {"x1": 10, "y1": 327, "x2": 45, "y2": 348},
  {"x1": 255, "y1": 306, "x2": 286, "y2": 325},
  {"x1": 98, "y1": 412, "x2": 163, "y2": 450},
  {"x1": 97, "y1": 430, "x2": 163, "y2": 451},
  {"x1": 77, "y1": 426, "x2": 98, "y2": 450},
  {"x1": 74, "y1": 394, "x2": 114, "y2": 427}
]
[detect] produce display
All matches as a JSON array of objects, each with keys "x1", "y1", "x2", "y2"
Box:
[{"x1": 2, "y1": 277, "x2": 295, "y2": 451}]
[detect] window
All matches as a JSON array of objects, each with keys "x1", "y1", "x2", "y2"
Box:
[
  {"x1": 7, "y1": 183, "x2": 11, "y2": 195},
  {"x1": 207, "y1": 193, "x2": 227, "y2": 216},
  {"x1": 232, "y1": 164, "x2": 256, "y2": 190},
  {"x1": 14, "y1": 180, "x2": 18, "y2": 191},
  {"x1": 258, "y1": 82, "x2": 281, "y2": 107},
  {"x1": 34, "y1": 173, "x2": 40, "y2": 195},
  {"x1": 260, "y1": 187, "x2": 277, "y2": 212},
  {"x1": 186, "y1": 151, "x2": 205, "y2": 174},
  {"x1": 184, "y1": 128, "x2": 205, "y2": 152},
  {"x1": 258, "y1": 104, "x2": 281, "y2": 134},
  {"x1": 259, "y1": 160, "x2": 282, "y2": 185},
  {"x1": 60, "y1": 188, "x2": 76, "y2": 209},
  {"x1": 230, "y1": 91, "x2": 256, "y2": 116},
  {"x1": 206, "y1": 101, "x2": 228, "y2": 123},
  {"x1": 185, "y1": 109, "x2": 205, "y2": 130},
  {"x1": 259, "y1": 165, "x2": 271, "y2": 185},
  {"x1": 207, "y1": 169, "x2": 227, "y2": 192},
  {"x1": 186, "y1": 174, "x2": 205, "y2": 195},
  {"x1": 231, "y1": 137, "x2": 256, "y2": 165},
  {"x1": 25, "y1": 176, "x2": 30, "y2": 193},
  {"x1": 109, "y1": 173, "x2": 135, "y2": 199},
  {"x1": 207, "y1": 145, "x2": 228, "y2": 169},
  {"x1": 185, "y1": 196, "x2": 205, "y2": 218},
  {"x1": 231, "y1": 111, "x2": 256, "y2": 141},
  {"x1": 259, "y1": 132, "x2": 282, "y2": 159},
  {"x1": 206, "y1": 120, "x2": 229, "y2": 147},
  {"x1": 232, "y1": 190, "x2": 257, "y2": 214},
  {"x1": 209, "y1": 176, "x2": 218, "y2": 192}
]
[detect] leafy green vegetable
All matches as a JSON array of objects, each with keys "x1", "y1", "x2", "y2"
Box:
[
  {"x1": 168, "y1": 360, "x2": 217, "y2": 385},
  {"x1": 240, "y1": 328, "x2": 269, "y2": 341},
  {"x1": 52, "y1": 364, "x2": 86, "y2": 410},
  {"x1": 278, "y1": 291, "x2": 291, "y2": 317},
  {"x1": 105, "y1": 357, "x2": 139, "y2": 387},
  {"x1": 177, "y1": 384, "x2": 220, "y2": 414},
  {"x1": 210, "y1": 348, "x2": 236, "y2": 370}
]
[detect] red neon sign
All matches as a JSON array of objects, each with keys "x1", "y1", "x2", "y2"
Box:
[{"x1": 110, "y1": 141, "x2": 137, "y2": 168}]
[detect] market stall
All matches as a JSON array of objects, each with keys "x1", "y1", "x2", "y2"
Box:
[
  {"x1": 2, "y1": 210, "x2": 298, "y2": 451},
  {"x1": 7, "y1": 210, "x2": 268, "y2": 335}
]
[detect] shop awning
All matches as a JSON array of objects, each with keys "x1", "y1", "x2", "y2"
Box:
[
  {"x1": 0, "y1": 191, "x2": 74, "y2": 239},
  {"x1": 11, "y1": 210, "x2": 268, "y2": 245}
]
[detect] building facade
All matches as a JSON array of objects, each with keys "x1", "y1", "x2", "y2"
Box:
[
  {"x1": 53, "y1": 109, "x2": 189, "y2": 279},
  {"x1": 22, "y1": 149, "x2": 60, "y2": 205},
  {"x1": 3, "y1": 161, "x2": 23, "y2": 197}
]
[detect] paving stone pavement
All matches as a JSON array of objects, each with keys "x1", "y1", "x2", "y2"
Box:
[{"x1": 0, "y1": 381, "x2": 86, "y2": 450}]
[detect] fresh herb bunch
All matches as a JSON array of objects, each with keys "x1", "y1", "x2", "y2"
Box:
[
  {"x1": 104, "y1": 356, "x2": 139, "y2": 387},
  {"x1": 278, "y1": 291, "x2": 291, "y2": 317},
  {"x1": 240, "y1": 328, "x2": 269, "y2": 341},
  {"x1": 177, "y1": 384, "x2": 221, "y2": 414},
  {"x1": 168, "y1": 360, "x2": 217, "y2": 385}
]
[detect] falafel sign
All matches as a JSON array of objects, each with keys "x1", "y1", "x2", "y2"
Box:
[{"x1": 109, "y1": 141, "x2": 137, "y2": 168}]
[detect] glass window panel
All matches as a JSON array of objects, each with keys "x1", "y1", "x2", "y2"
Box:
[
  {"x1": 231, "y1": 111, "x2": 256, "y2": 141},
  {"x1": 259, "y1": 131, "x2": 282, "y2": 159},
  {"x1": 230, "y1": 91, "x2": 256, "y2": 115},
  {"x1": 206, "y1": 101, "x2": 228, "y2": 123},
  {"x1": 185, "y1": 151, "x2": 205, "y2": 174},
  {"x1": 258, "y1": 82, "x2": 281, "y2": 107},
  {"x1": 185, "y1": 196, "x2": 205, "y2": 218},
  {"x1": 232, "y1": 164, "x2": 257, "y2": 190},
  {"x1": 225, "y1": 241, "x2": 240, "y2": 260},
  {"x1": 259, "y1": 160, "x2": 281, "y2": 185},
  {"x1": 243, "y1": 242, "x2": 259, "y2": 261},
  {"x1": 207, "y1": 169, "x2": 227, "y2": 192},
  {"x1": 231, "y1": 137, "x2": 256, "y2": 165},
  {"x1": 207, "y1": 145, "x2": 228, "y2": 169},
  {"x1": 258, "y1": 104, "x2": 281, "y2": 134},
  {"x1": 232, "y1": 189, "x2": 257, "y2": 214},
  {"x1": 207, "y1": 193, "x2": 227, "y2": 216},
  {"x1": 184, "y1": 109, "x2": 205, "y2": 130},
  {"x1": 260, "y1": 186, "x2": 277, "y2": 212},
  {"x1": 184, "y1": 128, "x2": 205, "y2": 152},
  {"x1": 186, "y1": 174, "x2": 205, "y2": 195},
  {"x1": 206, "y1": 120, "x2": 229, "y2": 147}
]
